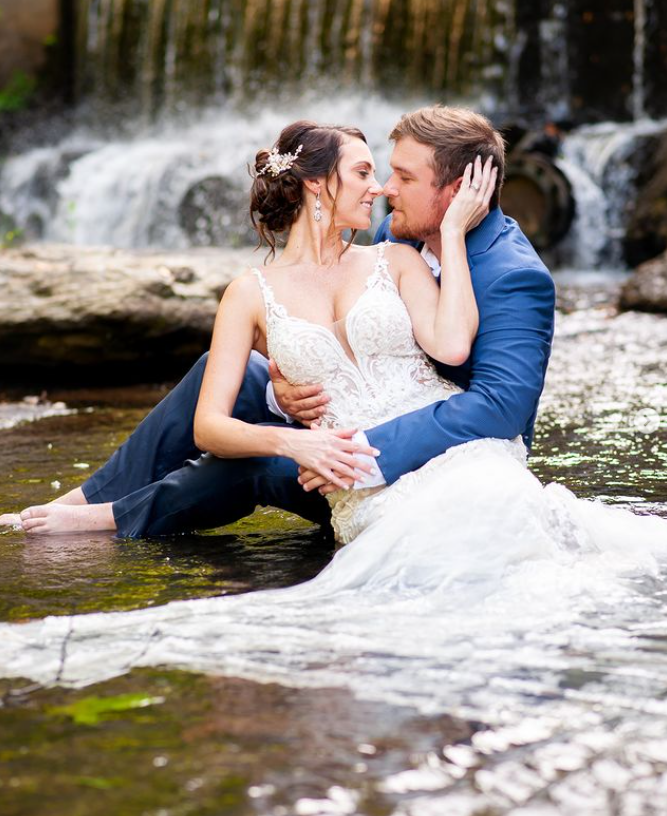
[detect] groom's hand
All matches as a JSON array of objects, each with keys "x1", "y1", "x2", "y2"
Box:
[
  {"x1": 298, "y1": 466, "x2": 352, "y2": 494},
  {"x1": 269, "y1": 359, "x2": 330, "y2": 427}
]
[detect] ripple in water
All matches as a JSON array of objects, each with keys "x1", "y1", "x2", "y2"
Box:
[{"x1": 2, "y1": 279, "x2": 667, "y2": 814}]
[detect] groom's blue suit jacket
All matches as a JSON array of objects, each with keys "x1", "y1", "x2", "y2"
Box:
[{"x1": 368, "y1": 207, "x2": 556, "y2": 485}]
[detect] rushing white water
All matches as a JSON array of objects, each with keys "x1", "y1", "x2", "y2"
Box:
[
  {"x1": 554, "y1": 117, "x2": 667, "y2": 270},
  {"x1": 0, "y1": 96, "x2": 414, "y2": 249},
  {"x1": 0, "y1": 398, "x2": 75, "y2": 430},
  {"x1": 2, "y1": 99, "x2": 665, "y2": 271}
]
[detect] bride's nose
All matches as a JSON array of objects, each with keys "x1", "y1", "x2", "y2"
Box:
[{"x1": 368, "y1": 178, "x2": 384, "y2": 197}]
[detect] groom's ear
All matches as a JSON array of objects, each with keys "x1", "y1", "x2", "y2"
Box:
[
  {"x1": 441, "y1": 178, "x2": 461, "y2": 207},
  {"x1": 449, "y1": 176, "x2": 464, "y2": 197}
]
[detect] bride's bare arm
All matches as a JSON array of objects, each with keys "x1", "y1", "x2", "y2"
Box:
[
  {"x1": 392, "y1": 156, "x2": 497, "y2": 366},
  {"x1": 194, "y1": 274, "x2": 376, "y2": 488}
]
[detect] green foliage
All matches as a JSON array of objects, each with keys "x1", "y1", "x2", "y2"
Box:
[
  {"x1": 1, "y1": 212, "x2": 23, "y2": 248},
  {"x1": 1, "y1": 227, "x2": 23, "y2": 248},
  {"x1": 50, "y1": 692, "x2": 166, "y2": 726},
  {"x1": 0, "y1": 70, "x2": 37, "y2": 112}
]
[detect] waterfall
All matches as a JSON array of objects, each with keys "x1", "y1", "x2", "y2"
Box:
[
  {"x1": 554, "y1": 117, "x2": 667, "y2": 270},
  {"x1": 2, "y1": 0, "x2": 666, "y2": 267},
  {"x1": 0, "y1": 96, "x2": 407, "y2": 248},
  {"x1": 71, "y1": 0, "x2": 506, "y2": 116},
  {"x1": 632, "y1": 0, "x2": 647, "y2": 121}
]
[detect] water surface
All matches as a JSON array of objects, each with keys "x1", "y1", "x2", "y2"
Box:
[{"x1": 1, "y1": 275, "x2": 666, "y2": 816}]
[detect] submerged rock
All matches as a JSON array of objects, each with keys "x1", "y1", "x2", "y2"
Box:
[
  {"x1": 0, "y1": 243, "x2": 253, "y2": 376},
  {"x1": 619, "y1": 250, "x2": 667, "y2": 314}
]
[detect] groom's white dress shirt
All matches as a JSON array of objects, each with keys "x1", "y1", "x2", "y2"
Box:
[{"x1": 266, "y1": 244, "x2": 441, "y2": 489}]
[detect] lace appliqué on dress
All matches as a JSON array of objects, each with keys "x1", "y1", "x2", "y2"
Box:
[{"x1": 252, "y1": 242, "x2": 464, "y2": 544}]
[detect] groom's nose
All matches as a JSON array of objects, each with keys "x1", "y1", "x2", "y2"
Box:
[{"x1": 383, "y1": 175, "x2": 399, "y2": 197}]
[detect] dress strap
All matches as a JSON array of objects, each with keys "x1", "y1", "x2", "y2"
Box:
[
  {"x1": 368, "y1": 241, "x2": 396, "y2": 288},
  {"x1": 374, "y1": 240, "x2": 388, "y2": 265},
  {"x1": 250, "y1": 267, "x2": 288, "y2": 321}
]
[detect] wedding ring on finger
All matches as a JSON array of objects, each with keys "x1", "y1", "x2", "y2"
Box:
[{"x1": 471, "y1": 183, "x2": 481, "y2": 191}]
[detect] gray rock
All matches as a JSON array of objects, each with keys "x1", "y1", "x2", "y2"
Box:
[
  {"x1": 0, "y1": 243, "x2": 257, "y2": 374},
  {"x1": 619, "y1": 250, "x2": 667, "y2": 314},
  {"x1": 623, "y1": 129, "x2": 667, "y2": 268}
]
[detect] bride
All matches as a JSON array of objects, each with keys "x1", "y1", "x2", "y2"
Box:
[{"x1": 194, "y1": 120, "x2": 497, "y2": 545}]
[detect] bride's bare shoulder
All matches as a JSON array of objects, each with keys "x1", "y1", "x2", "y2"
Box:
[
  {"x1": 220, "y1": 267, "x2": 265, "y2": 304},
  {"x1": 383, "y1": 241, "x2": 423, "y2": 260}
]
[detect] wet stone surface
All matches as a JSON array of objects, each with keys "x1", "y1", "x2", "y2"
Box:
[
  {"x1": 0, "y1": 668, "x2": 474, "y2": 816},
  {"x1": 0, "y1": 273, "x2": 666, "y2": 816}
]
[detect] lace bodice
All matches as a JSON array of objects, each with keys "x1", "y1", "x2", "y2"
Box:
[{"x1": 252, "y1": 242, "x2": 461, "y2": 431}]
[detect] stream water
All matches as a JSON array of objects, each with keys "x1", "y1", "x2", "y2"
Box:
[{"x1": 1, "y1": 274, "x2": 666, "y2": 816}]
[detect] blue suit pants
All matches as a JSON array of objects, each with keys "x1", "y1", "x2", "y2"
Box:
[{"x1": 82, "y1": 352, "x2": 330, "y2": 537}]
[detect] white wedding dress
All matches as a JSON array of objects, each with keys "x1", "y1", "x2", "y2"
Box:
[{"x1": 0, "y1": 242, "x2": 665, "y2": 691}]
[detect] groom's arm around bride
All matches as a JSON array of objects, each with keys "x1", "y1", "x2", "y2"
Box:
[{"x1": 368, "y1": 209, "x2": 555, "y2": 485}]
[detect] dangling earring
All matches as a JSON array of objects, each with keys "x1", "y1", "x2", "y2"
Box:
[{"x1": 314, "y1": 190, "x2": 322, "y2": 222}]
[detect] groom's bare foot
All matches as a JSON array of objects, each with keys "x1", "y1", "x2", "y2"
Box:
[
  {"x1": 19, "y1": 503, "x2": 116, "y2": 535},
  {"x1": 52, "y1": 486, "x2": 88, "y2": 506},
  {"x1": 0, "y1": 513, "x2": 22, "y2": 528}
]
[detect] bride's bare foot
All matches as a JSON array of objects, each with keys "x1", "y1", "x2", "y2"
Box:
[
  {"x1": 0, "y1": 513, "x2": 22, "y2": 527},
  {"x1": 19, "y1": 503, "x2": 116, "y2": 535}
]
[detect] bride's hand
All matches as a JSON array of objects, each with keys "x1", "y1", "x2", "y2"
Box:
[
  {"x1": 441, "y1": 155, "x2": 498, "y2": 236},
  {"x1": 281, "y1": 426, "x2": 378, "y2": 490}
]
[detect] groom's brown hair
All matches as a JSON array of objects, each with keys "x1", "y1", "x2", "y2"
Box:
[{"x1": 390, "y1": 105, "x2": 505, "y2": 209}]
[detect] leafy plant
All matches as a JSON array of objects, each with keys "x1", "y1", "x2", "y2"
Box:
[
  {"x1": 50, "y1": 692, "x2": 166, "y2": 726},
  {"x1": 0, "y1": 70, "x2": 37, "y2": 112},
  {"x1": 1, "y1": 227, "x2": 23, "y2": 249}
]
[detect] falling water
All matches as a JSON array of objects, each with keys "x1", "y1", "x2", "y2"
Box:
[
  {"x1": 71, "y1": 0, "x2": 507, "y2": 115},
  {"x1": 1, "y1": 0, "x2": 666, "y2": 263},
  {"x1": 633, "y1": 0, "x2": 647, "y2": 121},
  {"x1": 553, "y1": 117, "x2": 667, "y2": 270}
]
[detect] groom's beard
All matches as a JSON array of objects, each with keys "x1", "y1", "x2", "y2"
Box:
[{"x1": 388, "y1": 194, "x2": 445, "y2": 243}]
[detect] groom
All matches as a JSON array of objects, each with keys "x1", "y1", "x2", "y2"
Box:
[{"x1": 18, "y1": 105, "x2": 555, "y2": 536}]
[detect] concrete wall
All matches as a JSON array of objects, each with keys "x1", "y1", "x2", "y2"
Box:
[{"x1": 0, "y1": 0, "x2": 59, "y2": 87}]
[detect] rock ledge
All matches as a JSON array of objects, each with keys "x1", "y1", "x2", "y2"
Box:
[{"x1": 0, "y1": 244, "x2": 253, "y2": 375}]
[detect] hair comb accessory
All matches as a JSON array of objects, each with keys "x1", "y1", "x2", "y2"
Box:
[{"x1": 258, "y1": 144, "x2": 303, "y2": 177}]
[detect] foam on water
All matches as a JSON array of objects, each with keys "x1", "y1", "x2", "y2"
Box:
[
  {"x1": 0, "y1": 398, "x2": 75, "y2": 430},
  {"x1": 0, "y1": 96, "x2": 411, "y2": 248}
]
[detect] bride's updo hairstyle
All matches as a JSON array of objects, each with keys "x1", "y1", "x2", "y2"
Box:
[{"x1": 250, "y1": 120, "x2": 367, "y2": 259}]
